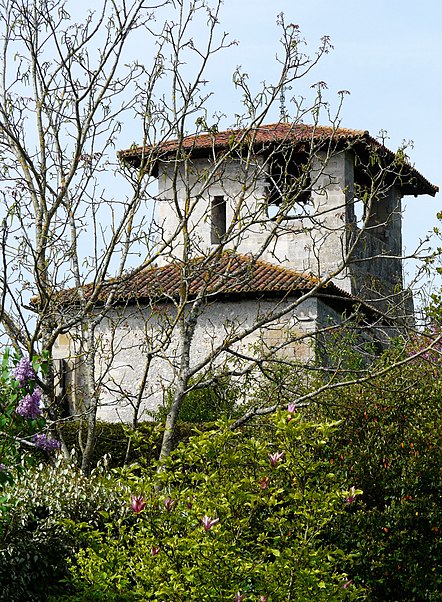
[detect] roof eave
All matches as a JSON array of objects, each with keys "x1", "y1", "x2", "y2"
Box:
[{"x1": 119, "y1": 128, "x2": 438, "y2": 198}]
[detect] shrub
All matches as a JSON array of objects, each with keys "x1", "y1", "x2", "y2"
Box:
[
  {"x1": 59, "y1": 420, "x2": 212, "y2": 469},
  {"x1": 0, "y1": 458, "x2": 129, "y2": 601},
  {"x1": 0, "y1": 351, "x2": 60, "y2": 522},
  {"x1": 1, "y1": 353, "x2": 45, "y2": 479},
  {"x1": 61, "y1": 412, "x2": 365, "y2": 601},
  {"x1": 312, "y1": 346, "x2": 442, "y2": 600},
  {"x1": 154, "y1": 373, "x2": 242, "y2": 423}
]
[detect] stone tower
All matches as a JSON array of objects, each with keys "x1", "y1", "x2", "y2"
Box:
[{"x1": 121, "y1": 123, "x2": 437, "y2": 309}]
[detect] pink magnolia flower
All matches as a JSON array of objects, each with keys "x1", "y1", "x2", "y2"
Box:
[
  {"x1": 287, "y1": 402, "x2": 297, "y2": 421},
  {"x1": 345, "y1": 486, "x2": 357, "y2": 504},
  {"x1": 259, "y1": 476, "x2": 269, "y2": 490},
  {"x1": 342, "y1": 579, "x2": 353, "y2": 589},
  {"x1": 151, "y1": 545, "x2": 160, "y2": 557},
  {"x1": 234, "y1": 593, "x2": 244, "y2": 602},
  {"x1": 201, "y1": 515, "x2": 220, "y2": 531},
  {"x1": 268, "y1": 451, "x2": 284, "y2": 467},
  {"x1": 131, "y1": 495, "x2": 146, "y2": 514},
  {"x1": 164, "y1": 496, "x2": 175, "y2": 512},
  {"x1": 260, "y1": 597, "x2": 268, "y2": 602}
]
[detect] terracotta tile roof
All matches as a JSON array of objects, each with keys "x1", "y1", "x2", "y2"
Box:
[
  {"x1": 70, "y1": 253, "x2": 352, "y2": 307},
  {"x1": 119, "y1": 122, "x2": 438, "y2": 197},
  {"x1": 119, "y1": 123, "x2": 367, "y2": 157}
]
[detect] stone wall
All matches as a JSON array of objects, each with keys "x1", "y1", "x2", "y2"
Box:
[
  {"x1": 53, "y1": 141, "x2": 409, "y2": 422},
  {"x1": 155, "y1": 149, "x2": 404, "y2": 305},
  {"x1": 54, "y1": 296, "x2": 321, "y2": 422}
]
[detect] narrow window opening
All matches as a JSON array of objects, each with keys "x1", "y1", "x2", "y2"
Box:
[
  {"x1": 353, "y1": 184, "x2": 376, "y2": 228},
  {"x1": 354, "y1": 197, "x2": 365, "y2": 225},
  {"x1": 211, "y1": 195, "x2": 226, "y2": 244}
]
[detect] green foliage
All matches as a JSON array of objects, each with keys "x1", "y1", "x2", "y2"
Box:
[
  {"x1": 0, "y1": 416, "x2": 222, "y2": 599},
  {"x1": 155, "y1": 373, "x2": 242, "y2": 423},
  {"x1": 59, "y1": 420, "x2": 210, "y2": 468},
  {"x1": 317, "y1": 323, "x2": 381, "y2": 372},
  {"x1": 60, "y1": 420, "x2": 161, "y2": 468},
  {"x1": 311, "y1": 346, "x2": 442, "y2": 600},
  {"x1": 61, "y1": 414, "x2": 364, "y2": 601},
  {"x1": 247, "y1": 361, "x2": 312, "y2": 411},
  {"x1": 0, "y1": 458, "x2": 129, "y2": 602},
  {"x1": 2, "y1": 337, "x2": 440, "y2": 601}
]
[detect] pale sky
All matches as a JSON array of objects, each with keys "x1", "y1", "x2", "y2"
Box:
[
  {"x1": 214, "y1": 0, "x2": 441, "y2": 281},
  {"x1": 16, "y1": 0, "x2": 442, "y2": 290},
  {"x1": 115, "y1": 0, "x2": 440, "y2": 288}
]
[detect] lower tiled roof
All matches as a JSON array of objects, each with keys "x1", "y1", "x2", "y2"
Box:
[{"x1": 72, "y1": 252, "x2": 352, "y2": 307}]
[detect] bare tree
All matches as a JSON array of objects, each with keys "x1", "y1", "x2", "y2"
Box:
[
  {"x1": 0, "y1": 0, "x2": 174, "y2": 472},
  {"x1": 118, "y1": 116, "x2": 436, "y2": 461},
  {"x1": 0, "y1": 0, "x2": 436, "y2": 471}
]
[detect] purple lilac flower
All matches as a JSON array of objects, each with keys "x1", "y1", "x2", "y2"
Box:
[
  {"x1": 13, "y1": 357, "x2": 36, "y2": 386},
  {"x1": 16, "y1": 389, "x2": 42, "y2": 420},
  {"x1": 0, "y1": 463, "x2": 7, "y2": 471},
  {"x1": 32, "y1": 433, "x2": 61, "y2": 452},
  {"x1": 234, "y1": 593, "x2": 244, "y2": 602}
]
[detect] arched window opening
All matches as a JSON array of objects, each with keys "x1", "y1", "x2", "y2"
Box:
[{"x1": 266, "y1": 155, "x2": 311, "y2": 220}]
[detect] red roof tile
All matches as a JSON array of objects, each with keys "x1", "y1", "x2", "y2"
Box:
[
  {"x1": 70, "y1": 253, "x2": 351, "y2": 306},
  {"x1": 120, "y1": 123, "x2": 367, "y2": 156},
  {"x1": 119, "y1": 122, "x2": 438, "y2": 197}
]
